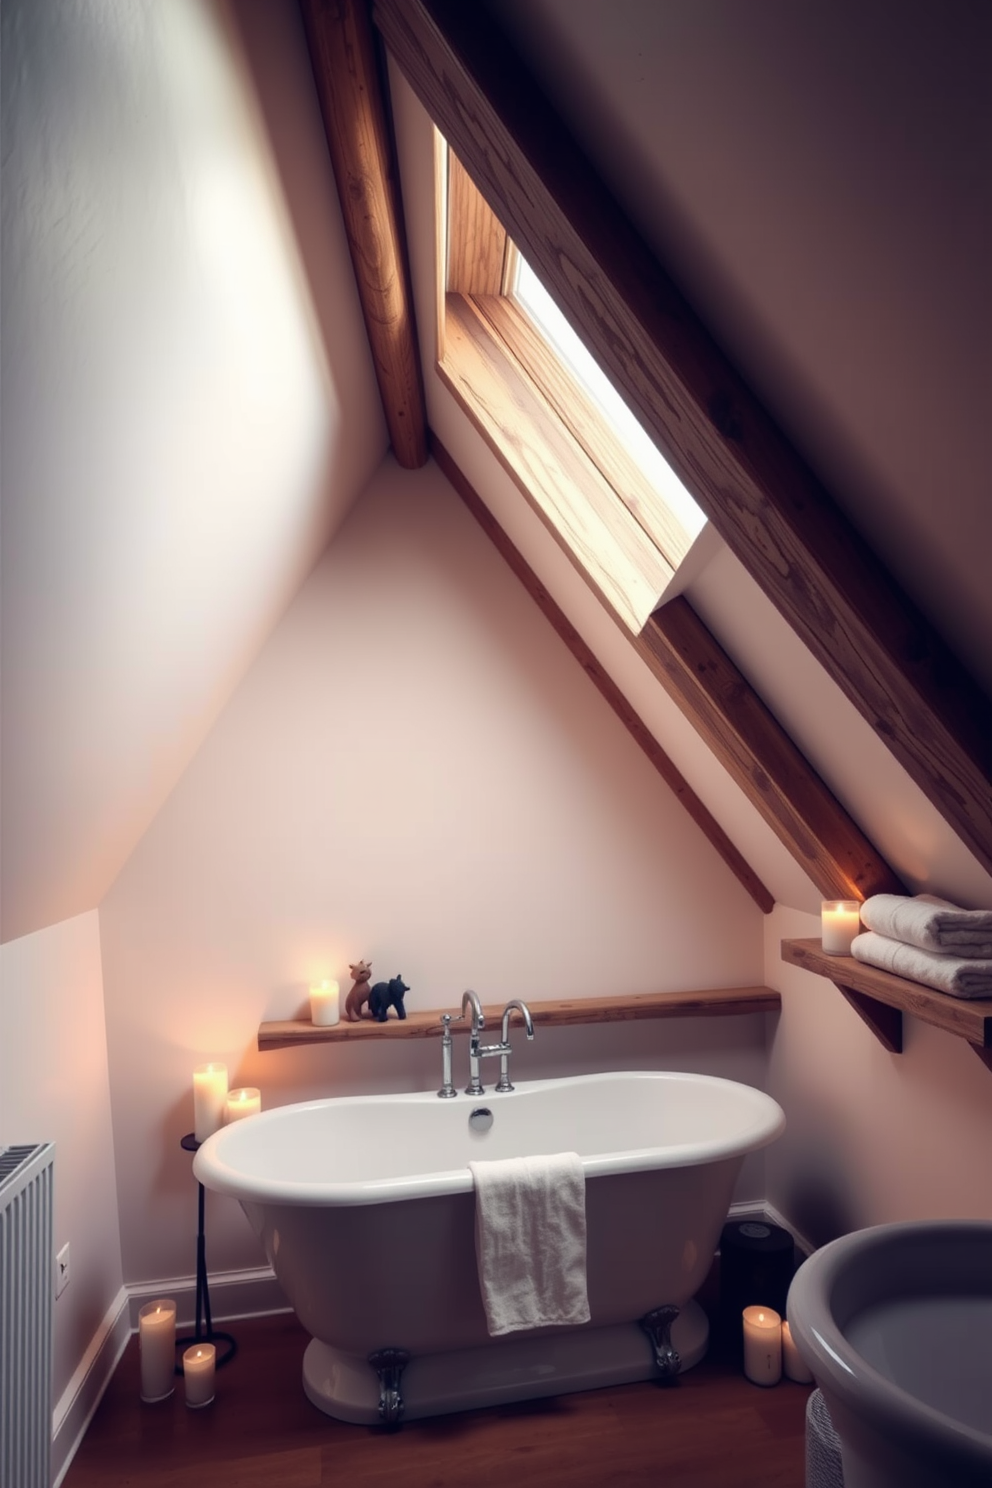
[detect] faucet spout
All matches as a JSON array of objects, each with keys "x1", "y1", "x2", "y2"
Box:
[
  {"x1": 461, "y1": 989, "x2": 485, "y2": 1031},
  {"x1": 500, "y1": 998, "x2": 534, "y2": 1043},
  {"x1": 494, "y1": 998, "x2": 535, "y2": 1093}
]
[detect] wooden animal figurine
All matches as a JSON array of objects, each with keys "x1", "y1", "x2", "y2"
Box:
[
  {"x1": 369, "y1": 975, "x2": 409, "y2": 1022},
  {"x1": 344, "y1": 960, "x2": 373, "y2": 1021}
]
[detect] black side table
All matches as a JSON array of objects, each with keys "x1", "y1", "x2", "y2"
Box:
[{"x1": 177, "y1": 1134, "x2": 237, "y2": 1371}]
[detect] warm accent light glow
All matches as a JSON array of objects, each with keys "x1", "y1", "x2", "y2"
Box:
[
  {"x1": 309, "y1": 978, "x2": 340, "y2": 1027},
  {"x1": 192, "y1": 1063, "x2": 228, "y2": 1143},
  {"x1": 821, "y1": 900, "x2": 861, "y2": 955},
  {"x1": 225, "y1": 1087, "x2": 261, "y2": 1122},
  {"x1": 183, "y1": 1342, "x2": 216, "y2": 1408},
  {"x1": 138, "y1": 1299, "x2": 177, "y2": 1403},
  {"x1": 742, "y1": 1305, "x2": 782, "y2": 1386}
]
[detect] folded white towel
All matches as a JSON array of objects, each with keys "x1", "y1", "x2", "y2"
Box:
[
  {"x1": 851, "y1": 931, "x2": 992, "y2": 1000},
  {"x1": 469, "y1": 1152, "x2": 590, "y2": 1337},
  {"x1": 860, "y1": 893, "x2": 992, "y2": 958}
]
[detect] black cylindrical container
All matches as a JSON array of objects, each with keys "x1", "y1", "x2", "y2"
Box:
[{"x1": 719, "y1": 1219, "x2": 795, "y2": 1362}]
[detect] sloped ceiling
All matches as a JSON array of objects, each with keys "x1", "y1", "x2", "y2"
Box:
[
  {"x1": 487, "y1": 0, "x2": 992, "y2": 698},
  {"x1": 361, "y1": 0, "x2": 990, "y2": 908},
  {"x1": 0, "y1": 0, "x2": 386, "y2": 942}
]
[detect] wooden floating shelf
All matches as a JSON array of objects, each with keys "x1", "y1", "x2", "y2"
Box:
[
  {"x1": 781, "y1": 938, "x2": 992, "y2": 1071},
  {"x1": 258, "y1": 985, "x2": 780, "y2": 1052}
]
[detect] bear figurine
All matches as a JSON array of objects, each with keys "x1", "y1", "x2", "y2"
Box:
[{"x1": 369, "y1": 975, "x2": 409, "y2": 1022}]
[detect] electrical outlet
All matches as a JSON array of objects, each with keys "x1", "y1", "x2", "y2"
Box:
[{"x1": 55, "y1": 1242, "x2": 71, "y2": 1298}]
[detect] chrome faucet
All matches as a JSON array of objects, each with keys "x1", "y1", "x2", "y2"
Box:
[
  {"x1": 469, "y1": 997, "x2": 535, "y2": 1095},
  {"x1": 494, "y1": 999, "x2": 534, "y2": 1092}
]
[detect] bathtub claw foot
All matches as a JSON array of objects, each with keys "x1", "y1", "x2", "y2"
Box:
[
  {"x1": 368, "y1": 1347, "x2": 410, "y2": 1428},
  {"x1": 640, "y1": 1305, "x2": 681, "y2": 1379}
]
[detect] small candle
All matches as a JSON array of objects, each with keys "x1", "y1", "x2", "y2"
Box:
[
  {"x1": 183, "y1": 1342, "x2": 216, "y2": 1408},
  {"x1": 821, "y1": 900, "x2": 861, "y2": 955},
  {"x1": 225, "y1": 1086, "x2": 261, "y2": 1122},
  {"x1": 782, "y1": 1321, "x2": 814, "y2": 1383},
  {"x1": 309, "y1": 978, "x2": 340, "y2": 1027},
  {"x1": 193, "y1": 1062, "x2": 228, "y2": 1143},
  {"x1": 742, "y1": 1305, "x2": 782, "y2": 1386},
  {"x1": 138, "y1": 1298, "x2": 177, "y2": 1402}
]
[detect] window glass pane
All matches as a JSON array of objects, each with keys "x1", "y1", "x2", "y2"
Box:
[{"x1": 514, "y1": 257, "x2": 706, "y2": 539}]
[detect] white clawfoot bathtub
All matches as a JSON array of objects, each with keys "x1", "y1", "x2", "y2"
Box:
[{"x1": 194, "y1": 1071, "x2": 785, "y2": 1423}]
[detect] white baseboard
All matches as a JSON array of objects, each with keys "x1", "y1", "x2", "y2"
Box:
[
  {"x1": 51, "y1": 1267, "x2": 288, "y2": 1487},
  {"x1": 125, "y1": 1263, "x2": 288, "y2": 1331},
  {"x1": 52, "y1": 1286, "x2": 130, "y2": 1488}
]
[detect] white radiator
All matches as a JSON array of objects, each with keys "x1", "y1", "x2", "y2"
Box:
[{"x1": 1, "y1": 1143, "x2": 54, "y2": 1488}]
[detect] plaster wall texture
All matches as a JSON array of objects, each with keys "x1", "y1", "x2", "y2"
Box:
[
  {"x1": 0, "y1": 912, "x2": 124, "y2": 1412},
  {"x1": 98, "y1": 456, "x2": 767, "y2": 1286},
  {"x1": 0, "y1": 0, "x2": 386, "y2": 943}
]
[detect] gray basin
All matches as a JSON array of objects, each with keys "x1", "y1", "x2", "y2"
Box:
[{"x1": 787, "y1": 1221, "x2": 992, "y2": 1488}]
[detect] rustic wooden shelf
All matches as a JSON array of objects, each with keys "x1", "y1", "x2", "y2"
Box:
[
  {"x1": 781, "y1": 938, "x2": 992, "y2": 1070},
  {"x1": 258, "y1": 985, "x2": 780, "y2": 1052}
]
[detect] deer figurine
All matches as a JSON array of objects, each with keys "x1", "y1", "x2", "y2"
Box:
[{"x1": 344, "y1": 959, "x2": 373, "y2": 1021}]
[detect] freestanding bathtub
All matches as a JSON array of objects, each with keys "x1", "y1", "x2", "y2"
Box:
[{"x1": 194, "y1": 1071, "x2": 785, "y2": 1423}]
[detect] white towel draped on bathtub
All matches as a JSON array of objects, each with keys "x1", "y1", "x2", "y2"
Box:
[
  {"x1": 851, "y1": 931, "x2": 992, "y2": 999},
  {"x1": 469, "y1": 1152, "x2": 590, "y2": 1337},
  {"x1": 860, "y1": 893, "x2": 992, "y2": 958}
]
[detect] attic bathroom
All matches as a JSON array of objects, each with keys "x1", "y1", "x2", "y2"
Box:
[{"x1": 2, "y1": 2, "x2": 990, "y2": 1486}]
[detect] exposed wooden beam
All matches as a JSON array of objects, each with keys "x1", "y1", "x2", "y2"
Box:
[
  {"x1": 373, "y1": 0, "x2": 992, "y2": 872},
  {"x1": 299, "y1": 0, "x2": 427, "y2": 467},
  {"x1": 434, "y1": 286, "x2": 900, "y2": 901},
  {"x1": 640, "y1": 603, "x2": 904, "y2": 902},
  {"x1": 430, "y1": 437, "x2": 775, "y2": 914}
]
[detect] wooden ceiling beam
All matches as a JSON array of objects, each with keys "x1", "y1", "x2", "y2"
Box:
[
  {"x1": 640, "y1": 603, "x2": 903, "y2": 901},
  {"x1": 299, "y1": 0, "x2": 427, "y2": 467},
  {"x1": 373, "y1": 0, "x2": 992, "y2": 872}
]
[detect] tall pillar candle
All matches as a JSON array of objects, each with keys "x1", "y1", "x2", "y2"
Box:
[
  {"x1": 139, "y1": 1298, "x2": 177, "y2": 1402},
  {"x1": 821, "y1": 900, "x2": 861, "y2": 955},
  {"x1": 743, "y1": 1305, "x2": 782, "y2": 1386},
  {"x1": 193, "y1": 1062, "x2": 228, "y2": 1142},
  {"x1": 309, "y1": 979, "x2": 340, "y2": 1026}
]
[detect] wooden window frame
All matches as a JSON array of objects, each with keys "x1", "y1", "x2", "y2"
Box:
[{"x1": 436, "y1": 136, "x2": 705, "y2": 635}]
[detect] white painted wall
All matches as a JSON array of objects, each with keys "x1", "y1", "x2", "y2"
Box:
[
  {"x1": 0, "y1": 913, "x2": 124, "y2": 1412},
  {"x1": 0, "y1": 0, "x2": 386, "y2": 943},
  {"x1": 764, "y1": 908, "x2": 992, "y2": 1244},
  {"x1": 98, "y1": 456, "x2": 768, "y2": 1285}
]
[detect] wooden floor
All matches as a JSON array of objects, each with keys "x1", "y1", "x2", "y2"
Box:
[{"x1": 65, "y1": 1306, "x2": 812, "y2": 1488}]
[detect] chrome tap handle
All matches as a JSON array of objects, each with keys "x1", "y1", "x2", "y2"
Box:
[{"x1": 437, "y1": 1013, "x2": 457, "y2": 1098}]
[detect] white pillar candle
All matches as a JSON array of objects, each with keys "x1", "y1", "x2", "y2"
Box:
[
  {"x1": 743, "y1": 1305, "x2": 782, "y2": 1386},
  {"x1": 193, "y1": 1062, "x2": 228, "y2": 1143},
  {"x1": 182, "y1": 1342, "x2": 216, "y2": 1408},
  {"x1": 782, "y1": 1321, "x2": 814, "y2": 1383},
  {"x1": 138, "y1": 1298, "x2": 177, "y2": 1402},
  {"x1": 309, "y1": 979, "x2": 340, "y2": 1027},
  {"x1": 225, "y1": 1086, "x2": 261, "y2": 1122},
  {"x1": 821, "y1": 900, "x2": 861, "y2": 955}
]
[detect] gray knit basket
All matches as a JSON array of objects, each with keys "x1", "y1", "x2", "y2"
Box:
[{"x1": 806, "y1": 1388, "x2": 844, "y2": 1488}]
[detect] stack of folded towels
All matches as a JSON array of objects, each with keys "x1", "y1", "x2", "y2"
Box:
[{"x1": 851, "y1": 893, "x2": 992, "y2": 1000}]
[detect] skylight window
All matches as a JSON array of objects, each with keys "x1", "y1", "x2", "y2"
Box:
[
  {"x1": 512, "y1": 258, "x2": 706, "y2": 542},
  {"x1": 436, "y1": 137, "x2": 712, "y2": 633}
]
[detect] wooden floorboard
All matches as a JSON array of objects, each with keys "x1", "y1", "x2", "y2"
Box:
[{"x1": 64, "y1": 1305, "x2": 812, "y2": 1487}]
